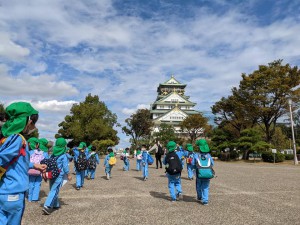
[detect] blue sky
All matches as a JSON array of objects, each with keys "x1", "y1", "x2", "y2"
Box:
[{"x1": 0, "y1": 0, "x2": 299, "y2": 148}]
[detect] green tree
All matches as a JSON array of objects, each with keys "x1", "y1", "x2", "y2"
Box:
[
  {"x1": 180, "y1": 114, "x2": 209, "y2": 144},
  {"x1": 213, "y1": 60, "x2": 300, "y2": 142},
  {"x1": 271, "y1": 127, "x2": 289, "y2": 150},
  {"x1": 56, "y1": 94, "x2": 119, "y2": 145},
  {"x1": 237, "y1": 128, "x2": 271, "y2": 159},
  {"x1": 153, "y1": 123, "x2": 178, "y2": 146},
  {"x1": 122, "y1": 109, "x2": 153, "y2": 147},
  {"x1": 92, "y1": 139, "x2": 115, "y2": 156}
]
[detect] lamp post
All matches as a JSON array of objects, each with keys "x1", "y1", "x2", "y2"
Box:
[{"x1": 288, "y1": 99, "x2": 298, "y2": 165}]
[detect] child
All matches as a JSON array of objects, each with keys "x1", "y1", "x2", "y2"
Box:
[
  {"x1": 122, "y1": 148, "x2": 130, "y2": 171},
  {"x1": 193, "y1": 139, "x2": 214, "y2": 205},
  {"x1": 185, "y1": 143, "x2": 195, "y2": 180},
  {"x1": 104, "y1": 147, "x2": 115, "y2": 180},
  {"x1": 135, "y1": 149, "x2": 142, "y2": 171},
  {"x1": 43, "y1": 138, "x2": 72, "y2": 214},
  {"x1": 87, "y1": 146, "x2": 100, "y2": 179},
  {"x1": 176, "y1": 144, "x2": 185, "y2": 170},
  {"x1": 141, "y1": 145, "x2": 149, "y2": 181},
  {"x1": 0, "y1": 102, "x2": 46, "y2": 224},
  {"x1": 27, "y1": 137, "x2": 45, "y2": 202},
  {"x1": 38, "y1": 138, "x2": 50, "y2": 159},
  {"x1": 74, "y1": 142, "x2": 88, "y2": 190},
  {"x1": 163, "y1": 141, "x2": 183, "y2": 202}
]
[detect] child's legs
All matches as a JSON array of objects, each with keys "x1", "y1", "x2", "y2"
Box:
[
  {"x1": 167, "y1": 175, "x2": 176, "y2": 200},
  {"x1": 187, "y1": 165, "x2": 193, "y2": 179},
  {"x1": 80, "y1": 171, "x2": 85, "y2": 186},
  {"x1": 200, "y1": 179, "x2": 210, "y2": 203},
  {"x1": 174, "y1": 175, "x2": 182, "y2": 194},
  {"x1": 28, "y1": 175, "x2": 35, "y2": 201},
  {"x1": 0, "y1": 193, "x2": 25, "y2": 225},
  {"x1": 136, "y1": 160, "x2": 141, "y2": 170},
  {"x1": 196, "y1": 178, "x2": 202, "y2": 200},
  {"x1": 90, "y1": 169, "x2": 96, "y2": 179},
  {"x1": 127, "y1": 160, "x2": 130, "y2": 170},
  {"x1": 32, "y1": 175, "x2": 42, "y2": 201},
  {"x1": 76, "y1": 171, "x2": 82, "y2": 187},
  {"x1": 143, "y1": 163, "x2": 148, "y2": 177},
  {"x1": 44, "y1": 177, "x2": 63, "y2": 208}
]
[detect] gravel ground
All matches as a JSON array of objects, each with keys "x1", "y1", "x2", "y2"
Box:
[{"x1": 22, "y1": 159, "x2": 300, "y2": 225}]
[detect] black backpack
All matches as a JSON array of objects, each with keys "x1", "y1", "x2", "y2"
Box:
[
  {"x1": 41, "y1": 155, "x2": 61, "y2": 180},
  {"x1": 76, "y1": 152, "x2": 88, "y2": 171},
  {"x1": 157, "y1": 144, "x2": 164, "y2": 155},
  {"x1": 165, "y1": 152, "x2": 182, "y2": 175},
  {"x1": 88, "y1": 154, "x2": 97, "y2": 170}
]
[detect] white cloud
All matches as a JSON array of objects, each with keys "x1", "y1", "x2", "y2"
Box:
[
  {"x1": 0, "y1": 33, "x2": 30, "y2": 60},
  {"x1": 0, "y1": 65, "x2": 79, "y2": 99},
  {"x1": 31, "y1": 100, "x2": 78, "y2": 112}
]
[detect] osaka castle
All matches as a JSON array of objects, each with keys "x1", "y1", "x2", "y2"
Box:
[{"x1": 150, "y1": 75, "x2": 201, "y2": 133}]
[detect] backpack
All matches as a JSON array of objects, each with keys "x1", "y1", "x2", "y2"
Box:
[
  {"x1": 157, "y1": 144, "x2": 164, "y2": 155},
  {"x1": 28, "y1": 150, "x2": 45, "y2": 176},
  {"x1": 196, "y1": 154, "x2": 215, "y2": 179},
  {"x1": 76, "y1": 151, "x2": 88, "y2": 171},
  {"x1": 165, "y1": 152, "x2": 182, "y2": 175},
  {"x1": 108, "y1": 156, "x2": 116, "y2": 166},
  {"x1": 147, "y1": 154, "x2": 154, "y2": 165},
  {"x1": 88, "y1": 154, "x2": 97, "y2": 170},
  {"x1": 137, "y1": 154, "x2": 142, "y2": 160},
  {"x1": 186, "y1": 152, "x2": 194, "y2": 164},
  {"x1": 41, "y1": 155, "x2": 61, "y2": 180}
]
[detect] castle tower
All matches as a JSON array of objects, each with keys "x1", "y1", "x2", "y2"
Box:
[{"x1": 150, "y1": 75, "x2": 201, "y2": 133}]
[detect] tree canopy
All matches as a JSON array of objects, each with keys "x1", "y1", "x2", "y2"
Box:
[
  {"x1": 153, "y1": 123, "x2": 178, "y2": 146},
  {"x1": 180, "y1": 114, "x2": 209, "y2": 144},
  {"x1": 56, "y1": 94, "x2": 119, "y2": 145},
  {"x1": 212, "y1": 60, "x2": 300, "y2": 142},
  {"x1": 122, "y1": 109, "x2": 153, "y2": 147}
]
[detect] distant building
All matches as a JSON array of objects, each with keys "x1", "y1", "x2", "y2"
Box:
[{"x1": 150, "y1": 75, "x2": 202, "y2": 134}]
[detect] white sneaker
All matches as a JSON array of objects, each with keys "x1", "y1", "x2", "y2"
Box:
[{"x1": 106, "y1": 174, "x2": 110, "y2": 180}]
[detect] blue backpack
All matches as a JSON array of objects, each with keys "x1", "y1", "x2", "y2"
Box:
[
  {"x1": 147, "y1": 154, "x2": 154, "y2": 165},
  {"x1": 196, "y1": 154, "x2": 215, "y2": 179}
]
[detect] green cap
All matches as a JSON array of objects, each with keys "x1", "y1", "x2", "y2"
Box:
[
  {"x1": 1, "y1": 102, "x2": 38, "y2": 137},
  {"x1": 186, "y1": 143, "x2": 193, "y2": 152},
  {"x1": 136, "y1": 150, "x2": 141, "y2": 155},
  {"x1": 53, "y1": 137, "x2": 67, "y2": 156},
  {"x1": 109, "y1": 152, "x2": 115, "y2": 157},
  {"x1": 78, "y1": 142, "x2": 87, "y2": 150},
  {"x1": 196, "y1": 139, "x2": 210, "y2": 153},
  {"x1": 87, "y1": 145, "x2": 92, "y2": 152},
  {"x1": 27, "y1": 137, "x2": 39, "y2": 150},
  {"x1": 167, "y1": 141, "x2": 176, "y2": 152},
  {"x1": 38, "y1": 138, "x2": 49, "y2": 152}
]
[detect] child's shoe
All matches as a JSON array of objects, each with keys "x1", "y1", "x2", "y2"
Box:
[
  {"x1": 176, "y1": 193, "x2": 183, "y2": 201},
  {"x1": 43, "y1": 206, "x2": 53, "y2": 215},
  {"x1": 106, "y1": 173, "x2": 110, "y2": 180}
]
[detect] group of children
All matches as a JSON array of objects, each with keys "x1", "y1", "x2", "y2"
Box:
[{"x1": 0, "y1": 101, "x2": 215, "y2": 225}]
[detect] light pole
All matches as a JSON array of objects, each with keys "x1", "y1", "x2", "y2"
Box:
[{"x1": 288, "y1": 99, "x2": 299, "y2": 165}]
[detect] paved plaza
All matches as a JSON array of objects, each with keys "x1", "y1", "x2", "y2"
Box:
[{"x1": 22, "y1": 160, "x2": 300, "y2": 225}]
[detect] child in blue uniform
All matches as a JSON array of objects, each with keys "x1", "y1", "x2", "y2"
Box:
[
  {"x1": 122, "y1": 148, "x2": 130, "y2": 171},
  {"x1": 176, "y1": 144, "x2": 185, "y2": 170},
  {"x1": 27, "y1": 137, "x2": 45, "y2": 202},
  {"x1": 135, "y1": 149, "x2": 142, "y2": 171},
  {"x1": 74, "y1": 142, "x2": 88, "y2": 190},
  {"x1": 43, "y1": 138, "x2": 72, "y2": 214},
  {"x1": 87, "y1": 146, "x2": 100, "y2": 179},
  {"x1": 0, "y1": 102, "x2": 47, "y2": 225},
  {"x1": 141, "y1": 145, "x2": 149, "y2": 181},
  {"x1": 185, "y1": 143, "x2": 195, "y2": 180},
  {"x1": 163, "y1": 141, "x2": 183, "y2": 202},
  {"x1": 104, "y1": 147, "x2": 115, "y2": 180},
  {"x1": 193, "y1": 139, "x2": 214, "y2": 205}
]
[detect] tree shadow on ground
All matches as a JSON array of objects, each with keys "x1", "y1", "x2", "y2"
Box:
[{"x1": 149, "y1": 191, "x2": 170, "y2": 201}]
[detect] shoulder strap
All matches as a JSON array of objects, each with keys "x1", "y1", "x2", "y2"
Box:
[{"x1": 4, "y1": 134, "x2": 26, "y2": 170}]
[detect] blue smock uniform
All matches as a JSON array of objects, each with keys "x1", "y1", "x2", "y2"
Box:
[
  {"x1": 87, "y1": 152, "x2": 100, "y2": 179},
  {"x1": 141, "y1": 151, "x2": 149, "y2": 179},
  {"x1": 74, "y1": 148, "x2": 89, "y2": 189},
  {"x1": 0, "y1": 134, "x2": 34, "y2": 225}
]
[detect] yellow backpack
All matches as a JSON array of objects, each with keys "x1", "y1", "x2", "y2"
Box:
[{"x1": 108, "y1": 156, "x2": 117, "y2": 166}]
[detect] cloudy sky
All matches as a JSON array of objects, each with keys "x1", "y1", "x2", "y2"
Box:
[{"x1": 0, "y1": 0, "x2": 299, "y2": 147}]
